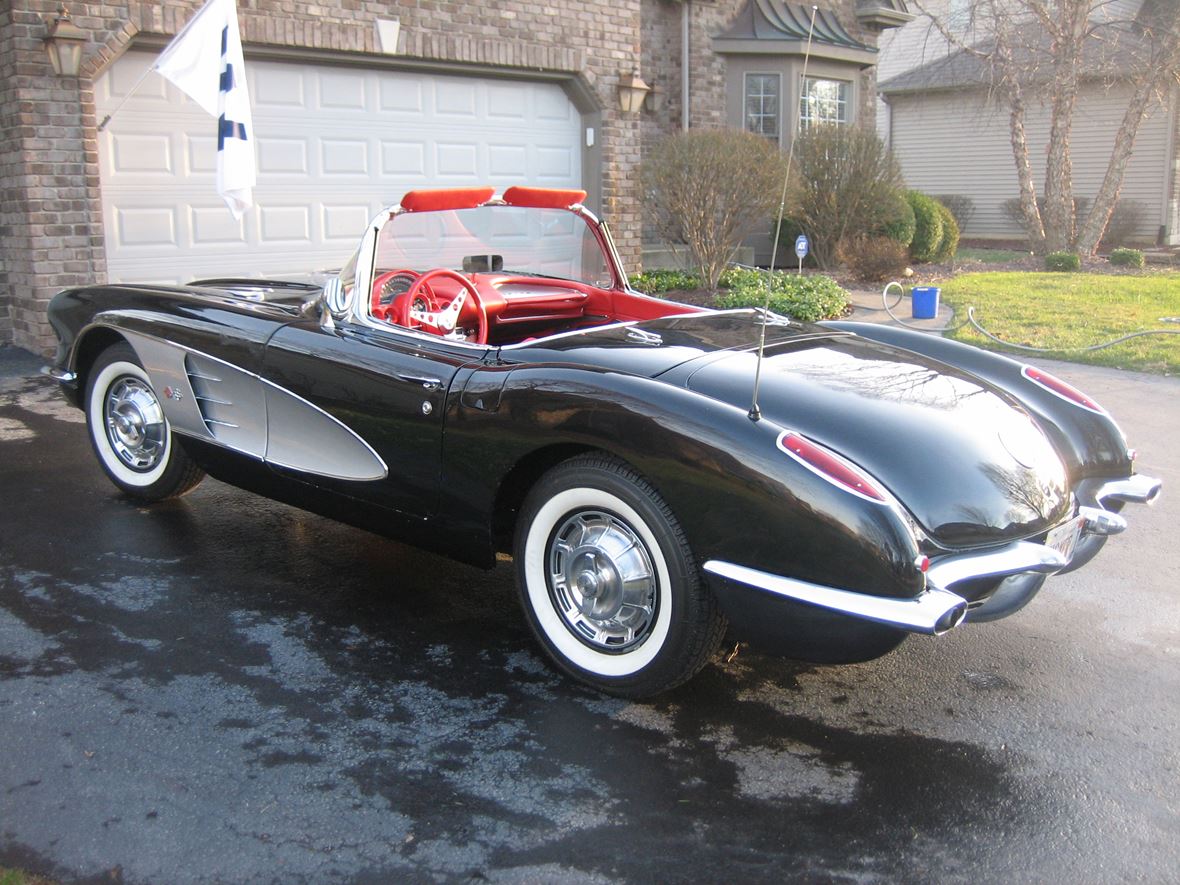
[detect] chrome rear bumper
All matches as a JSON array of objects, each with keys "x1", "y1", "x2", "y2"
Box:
[
  {"x1": 703, "y1": 560, "x2": 969, "y2": 635},
  {"x1": 705, "y1": 473, "x2": 1160, "y2": 636}
]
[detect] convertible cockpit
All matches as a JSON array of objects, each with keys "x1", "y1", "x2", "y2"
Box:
[{"x1": 357, "y1": 185, "x2": 699, "y2": 345}]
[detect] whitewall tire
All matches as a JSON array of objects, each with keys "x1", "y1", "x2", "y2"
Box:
[
  {"x1": 85, "y1": 342, "x2": 204, "y2": 501},
  {"x1": 514, "y1": 454, "x2": 725, "y2": 697}
]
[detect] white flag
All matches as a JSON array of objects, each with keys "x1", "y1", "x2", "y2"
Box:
[{"x1": 154, "y1": 0, "x2": 255, "y2": 218}]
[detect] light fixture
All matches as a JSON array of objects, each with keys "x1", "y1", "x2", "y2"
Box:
[
  {"x1": 644, "y1": 83, "x2": 665, "y2": 113},
  {"x1": 617, "y1": 70, "x2": 651, "y2": 114},
  {"x1": 44, "y1": 4, "x2": 87, "y2": 77}
]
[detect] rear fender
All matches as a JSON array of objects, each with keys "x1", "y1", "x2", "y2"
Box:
[
  {"x1": 824, "y1": 321, "x2": 1132, "y2": 479},
  {"x1": 442, "y1": 364, "x2": 926, "y2": 601}
]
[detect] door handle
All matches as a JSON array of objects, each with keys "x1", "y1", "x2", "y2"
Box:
[{"x1": 396, "y1": 373, "x2": 442, "y2": 390}]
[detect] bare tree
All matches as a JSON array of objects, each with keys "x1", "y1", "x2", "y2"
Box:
[
  {"x1": 911, "y1": 0, "x2": 1180, "y2": 254},
  {"x1": 642, "y1": 130, "x2": 788, "y2": 289}
]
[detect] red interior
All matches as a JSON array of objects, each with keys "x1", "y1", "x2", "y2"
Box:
[{"x1": 371, "y1": 270, "x2": 701, "y2": 345}]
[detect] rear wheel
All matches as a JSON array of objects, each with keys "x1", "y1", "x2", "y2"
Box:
[
  {"x1": 85, "y1": 342, "x2": 205, "y2": 501},
  {"x1": 514, "y1": 454, "x2": 725, "y2": 697}
]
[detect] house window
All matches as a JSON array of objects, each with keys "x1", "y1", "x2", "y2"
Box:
[
  {"x1": 799, "y1": 77, "x2": 849, "y2": 129},
  {"x1": 744, "y1": 73, "x2": 780, "y2": 142}
]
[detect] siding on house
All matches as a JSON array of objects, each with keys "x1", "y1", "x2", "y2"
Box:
[{"x1": 886, "y1": 83, "x2": 1173, "y2": 242}]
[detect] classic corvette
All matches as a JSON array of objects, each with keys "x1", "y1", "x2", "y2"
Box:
[{"x1": 45, "y1": 185, "x2": 1161, "y2": 696}]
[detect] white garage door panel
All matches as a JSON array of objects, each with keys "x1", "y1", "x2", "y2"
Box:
[{"x1": 97, "y1": 52, "x2": 582, "y2": 284}]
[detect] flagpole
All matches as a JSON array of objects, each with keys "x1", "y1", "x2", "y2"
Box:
[{"x1": 96, "y1": 63, "x2": 155, "y2": 131}]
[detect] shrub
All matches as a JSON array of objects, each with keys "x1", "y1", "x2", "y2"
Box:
[
  {"x1": 934, "y1": 194, "x2": 976, "y2": 231},
  {"x1": 643, "y1": 130, "x2": 789, "y2": 289},
  {"x1": 877, "y1": 190, "x2": 916, "y2": 246},
  {"x1": 1101, "y1": 200, "x2": 1147, "y2": 247},
  {"x1": 932, "y1": 201, "x2": 960, "y2": 263},
  {"x1": 907, "y1": 191, "x2": 944, "y2": 263},
  {"x1": 784, "y1": 125, "x2": 906, "y2": 269},
  {"x1": 628, "y1": 269, "x2": 703, "y2": 294},
  {"x1": 1002, "y1": 195, "x2": 1091, "y2": 244},
  {"x1": 836, "y1": 235, "x2": 909, "y2": 282},
  {"x1": 1108, "y1": 247, "x2": 1145, "y2": 268},
  {"x1": 1044, "y1": 251, "x2": 1081, "y2": 271},
  {"x1": 716, "y1": 268, "x2": 849, "y2": 322}
]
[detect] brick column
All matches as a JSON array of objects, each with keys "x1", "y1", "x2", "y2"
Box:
[{"x1": 0, "y1": 2, "x2": 107, "y2": 355}]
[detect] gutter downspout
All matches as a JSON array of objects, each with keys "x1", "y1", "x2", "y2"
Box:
[{"x1": 682, "y1": 0, "x2": 691, "y2": 130}]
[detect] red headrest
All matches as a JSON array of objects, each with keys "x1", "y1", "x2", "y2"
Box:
[
  {"x1": 501, "y1": 186, "x2": 588, "y2": 209},
  {"x1": 400, "y1": 187, "x2": 496, "y2": 212}
]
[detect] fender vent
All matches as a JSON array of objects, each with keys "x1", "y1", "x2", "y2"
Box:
[{"x1": 184, "y1": 354, "x2": 238, "y2": 438}]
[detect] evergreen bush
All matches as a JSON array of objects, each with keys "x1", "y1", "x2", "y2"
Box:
[
  {"x1": 932, "y1": 201, "x2": 960, "y2": 263},
  {"x1": 1044, "y1": 251, "x2": 1081, "y2": 271},
  {"x1": 1108, "y1": 247, "x2": 1145, "y2": 268},
  {"x1": 906, "y1": 191, "x2": 944, "y2": 263}
]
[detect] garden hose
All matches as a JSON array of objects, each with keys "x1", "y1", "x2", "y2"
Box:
[{"x1": 879, "y1": 281, "x2": 1180, "y2": 353}]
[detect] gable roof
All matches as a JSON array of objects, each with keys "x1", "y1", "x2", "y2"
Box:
[{"x1": 878, "y1": 14, "x2": 1162, "y2": 96}]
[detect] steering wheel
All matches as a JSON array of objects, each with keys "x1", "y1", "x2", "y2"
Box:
[
  {"x1": 393, "y1": 267, "x2": 488, "y2": 344},
  {"x1": 371, "y1": 269, "x2": 422, "y2": 321}
]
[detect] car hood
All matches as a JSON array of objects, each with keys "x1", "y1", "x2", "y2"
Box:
[{"x1": 514, "y1": 311, "x2": 1070, "y2": 547}]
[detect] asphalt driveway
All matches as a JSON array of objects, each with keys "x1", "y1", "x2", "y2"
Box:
[{"x1": 1, "y1": 344, "x2": 1177, "y2": 883}]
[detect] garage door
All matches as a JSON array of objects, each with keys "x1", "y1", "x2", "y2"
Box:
[{"x1": 95, "y1": 52, "x2": 584, "y2": 284}]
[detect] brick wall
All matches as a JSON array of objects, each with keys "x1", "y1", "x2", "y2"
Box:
[{"x1": 1, "y1": 0, "x2": 644, "y2": 354}]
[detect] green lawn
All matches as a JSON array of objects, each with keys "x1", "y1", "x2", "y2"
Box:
[{"x1": 940, "y1": 271, "x2": 1180, "y2": 375}]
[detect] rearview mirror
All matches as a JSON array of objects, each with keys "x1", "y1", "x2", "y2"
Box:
[{"x1": 462, "y1": 254, "x2": 503, "y2": 273}]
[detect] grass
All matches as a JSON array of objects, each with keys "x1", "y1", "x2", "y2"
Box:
[{"x1": 940, "y1": 271, "x2": 1180, "y2": 375}]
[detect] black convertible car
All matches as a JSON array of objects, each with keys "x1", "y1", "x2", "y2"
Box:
[{"x1": 46, "y1": 185, "x2": 1161, "y2": 696}]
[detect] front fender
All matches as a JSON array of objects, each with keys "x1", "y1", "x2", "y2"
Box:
[{"x1": 442, "y1": 364, "x2": 926, "y2": 601}]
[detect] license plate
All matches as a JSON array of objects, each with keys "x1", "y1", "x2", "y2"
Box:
[{"x1": 1045, "y1": 514, "x2": 1085, "y2": 563}]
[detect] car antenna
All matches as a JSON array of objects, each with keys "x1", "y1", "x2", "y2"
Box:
[{"x1": 749, "y1": 4, "x2": 819, "y2": 422}]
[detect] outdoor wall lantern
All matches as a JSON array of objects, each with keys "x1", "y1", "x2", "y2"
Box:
[
  {"x1": 617, "y1": 70, "x2": 651, "y2": 114},
  {"x1": 44, "y1": 4, "x2": 88, "y2": 77}
]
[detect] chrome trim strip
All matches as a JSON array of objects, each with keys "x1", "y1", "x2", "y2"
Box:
[
  {"x1": 203, "y1": 418, "x2": 239, "y2": 429},
  {"x1": 1094, "y1": 474, "x2": 1162, "y2": 506},
  {"x1": 926, "y1": 540, "x2": 1067, "y2": 591},
  {"x1": 40, "y1": 365, "x2": 77, "y2": 383},
  {"x1": 702, "y1": 560, "x2": 968, "y2": 635}
]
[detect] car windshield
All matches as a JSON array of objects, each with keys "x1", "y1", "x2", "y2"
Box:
[{"x1": 374, "y1": 205, "x2": 614, "y2": 287}]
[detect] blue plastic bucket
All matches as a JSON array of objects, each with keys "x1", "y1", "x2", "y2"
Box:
[{"x1": 911, "y1": 286, "x2": 940, "y2": 319}]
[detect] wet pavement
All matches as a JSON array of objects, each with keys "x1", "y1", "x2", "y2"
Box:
[{"x1": 1, "y1": 343, "x2": 1177, "y2": 883}]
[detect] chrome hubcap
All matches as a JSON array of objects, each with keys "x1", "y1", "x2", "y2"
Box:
[
  {"x1": 104, "y1": 377, "x2": 166, "y2": 471},
  {"x1": 548, "y1": 510, "x2": 657, "y2": 651}
]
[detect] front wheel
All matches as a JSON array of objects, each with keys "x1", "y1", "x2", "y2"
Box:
[
  {"x1": 85, "y1": 342, "x2": 205, "y2": 501},
  {"x1": 514, "y1": 455, "x2": 725, "y2": 697}
]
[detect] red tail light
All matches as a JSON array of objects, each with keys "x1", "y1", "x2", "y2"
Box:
[
  {"x1": 777, "y1": 432, "x2": 888, "y2": 504},
  {"x1": 1021, "y1": 366, "x2": 1106, "y2": 414}
]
